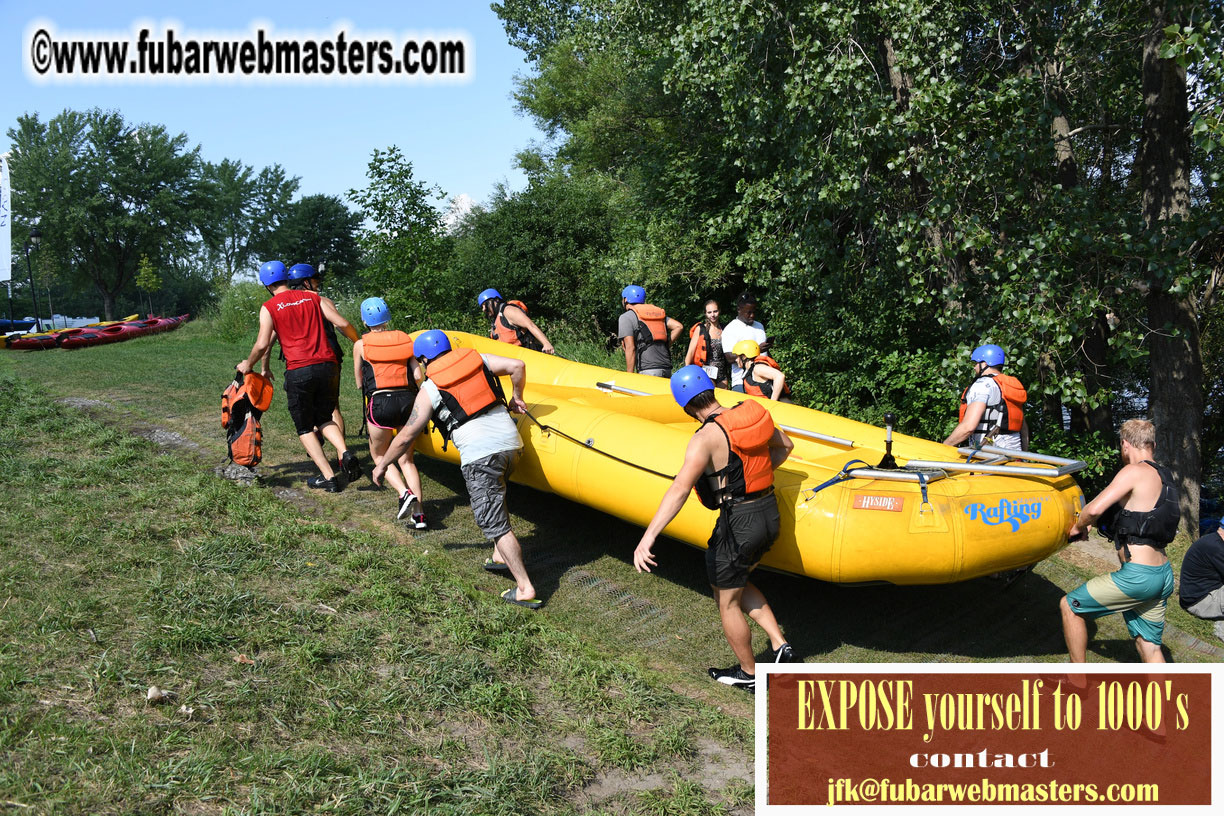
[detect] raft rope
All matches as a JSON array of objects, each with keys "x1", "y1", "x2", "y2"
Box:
[
  {"x1": 801, "y1": 459, "x2": 872, "y2": 502},
  {"x1": 965, "y1": 423, "x2": 1001, "y2": 463},
  {"x1": 520, "y1": 408, "x2": 678, "y2": 481}
]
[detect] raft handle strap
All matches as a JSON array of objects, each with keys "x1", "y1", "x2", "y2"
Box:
[
  {"x1": 802, "y1": 459, "x2": 872, "y2": 502},
  {"x1": 521, "y1": 408, "x2": 677, "y2": 481}
]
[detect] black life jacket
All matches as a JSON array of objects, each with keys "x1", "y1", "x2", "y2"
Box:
[
  {"x1": 491, "y1": 300, "x2": 543, "y2": 351},
  {"x1": 324, "y1": 320, "x2": 343, "y2": 361},
  {"x1": 1098, "y1": 460, "x2": 1180, "y2": 551},
  {"x1": 692, "y1": 401, "x2": 776, "y2": 510},
  {"x1": 426, "y1": 348, "x2": 507, "y2": 445}
]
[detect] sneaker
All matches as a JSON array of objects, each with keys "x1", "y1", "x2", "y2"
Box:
[
  {"x1": 340, "y1": 450, "x2": 362, "y2": 483},
  {"x1": 769, "y1": 642, "x2": 796, "y2": 664},
  {"x1": 708, "y1": 665, "x2": 755, "y2": 693},
  {"x1": 306, "y1": 475, "x2": 340, "y2": 493},
  {"x1": 396, "y1": 490, "x2": 419, "y2": 520},
  {"x1": 411, "y1": 512, "x2": 427, "y2": 530}
]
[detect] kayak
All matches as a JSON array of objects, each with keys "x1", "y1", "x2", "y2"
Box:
[
  {"x1": 4, "y1": 314, "x2": 188, "y2": 351},
  {"x1": 409, "y1": 331, "x2": 1086, "y2": 586}
]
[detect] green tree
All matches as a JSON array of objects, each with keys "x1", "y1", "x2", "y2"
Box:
[
  {"x1": 200, "y1": 159, "x2": 299, "y2": 284},
  {"x1": 264, "y1": 194, "x2": 363, "y2": 280},
  {"x1": 134, "y1": 254, "x2": 161, "y2": 316},
  {"x1": 347, "y1": 146, "x2": 454, "y2": 324},
  {"x1": 496, "y1": 0, "x2": 1224, "y2": 530},
  {"x1": 450, "y1": 171, "x2": 626, "y2": 332},
  {"x1": 7, "y1": 108, "x2": 206, "y2": 319}
]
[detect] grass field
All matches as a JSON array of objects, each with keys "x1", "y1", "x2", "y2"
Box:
[{"x1": 1, "y1": 319, "x2": 1220, "y2": 813}]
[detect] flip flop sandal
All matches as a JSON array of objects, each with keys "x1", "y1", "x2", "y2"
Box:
[
  {"x1": 501, "y1": 587, "x2": 543, "y2": 609},
  {"x1": 483, "y1": 558, "x2": 510, "y2": 572}
]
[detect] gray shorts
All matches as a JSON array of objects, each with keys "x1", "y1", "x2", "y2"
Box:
[
  {"x1": 639, "y1": 368, "x2": 670, "y2": 378},
  {"x1": 1185, "y1": 587, "x2": 1224, "y2": 620},
  {"x1": 460, "y1": 450, "x2": 520, "y2": 541}
]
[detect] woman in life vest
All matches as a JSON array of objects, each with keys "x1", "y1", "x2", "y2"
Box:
[
  {"x1": 352, "y1": 297, "x2": 427, "y2": 528},
  {"x1": 477, "y1": 288, "x2": 555, "y2": 354},
  {"x1": 732, "y1": 340, "x2": 791, "y2": 402},
  {"x1": 684, "y1": 299, "x2": 728, "y2": 388}
]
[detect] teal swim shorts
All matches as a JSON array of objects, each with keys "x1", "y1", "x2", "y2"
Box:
[{"x1": 1066, "y1": 561, "x2": 1175, "y2": 645}]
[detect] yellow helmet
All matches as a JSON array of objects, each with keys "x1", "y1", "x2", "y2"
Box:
[{"x1": 732, "y1": 339, "x2": 760, "y2": 359}]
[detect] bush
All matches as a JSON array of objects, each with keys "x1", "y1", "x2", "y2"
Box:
[{"x1": 208, "y1": 281, "x2": 268, "y2": 343}]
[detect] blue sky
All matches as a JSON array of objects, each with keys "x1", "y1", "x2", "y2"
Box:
[{"x1": 1, "y1": 0, "x2": 548, "y2": 210}]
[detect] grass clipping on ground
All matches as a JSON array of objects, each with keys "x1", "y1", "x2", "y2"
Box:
[{"x1": 0, "y1": 374, "x2": 752, "y2": 815}]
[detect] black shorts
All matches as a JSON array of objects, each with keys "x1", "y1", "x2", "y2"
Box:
[
  {"x1": 706, "y1": 492, "x2": 780, "y2": 589},
  {"x1": 367, "y1": 388, "x2": 417, "y2": 430},
  {"x1": 284, "y1": 362, "x2": 339, "y2": 435}
]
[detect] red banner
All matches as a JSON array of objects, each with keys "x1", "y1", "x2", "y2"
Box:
[{"x1": 763, "y1": 669, "x2": 1213, "y2": 807}]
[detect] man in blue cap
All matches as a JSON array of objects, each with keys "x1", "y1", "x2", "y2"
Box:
[
  {"x1": 633, "y1": 366, "x2": 796, "y2": 692},
  {"x1": 238, "y1": 260, "x2": 360, "y2": 492},
  {"x1": 944, "y1": 343, "x2": 1029, "y2": 451}
]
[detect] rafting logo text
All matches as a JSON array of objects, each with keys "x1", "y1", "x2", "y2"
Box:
[{"x1": 963, "y1": 499, "x2": 1042, "y2": 532}]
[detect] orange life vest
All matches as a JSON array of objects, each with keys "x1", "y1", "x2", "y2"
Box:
[
  {"x1": 628, "y1": 303, "x2": 668, "y2": 344},
  {"x1": 360, "y1": 330, "x2": 416, "y2": 395},
  {"x1": 743, "y1": 356, "x2": 790, "y2": 399},
  {"x1": 958, "y1": 373, "x2": 1026, "y2": 435},
  {"x1": 689, "y1": 322, "x2": 714, "y2": 366},
  {"x1": 221, "y1": 371, "x2": 274, "y2": 468},
  {"x1": 425, "y1": 348, "x2": 506, "y2": 442},
  {"x1": 693, "y1": 400, "x2": 776, "y2": 509},
  {"x1": 491, "y1": 300, "x2": 543, "y2": 351}
]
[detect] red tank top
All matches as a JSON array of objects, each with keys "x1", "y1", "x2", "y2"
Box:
[{"x1": 264, "y1": 290, "x2": 337, "y2": 370}]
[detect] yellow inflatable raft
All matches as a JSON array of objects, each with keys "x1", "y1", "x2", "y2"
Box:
[{"x1": 412, "y1": 332, "x2": 1086, "y2": 585}]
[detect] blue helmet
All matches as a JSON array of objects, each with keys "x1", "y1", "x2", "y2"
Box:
[
  {"x1": 671, "y1": 365, "x2": 715, "y2": 409},
  {"x1": 414, "y1": 330, "x2": 452, "y2": 361},
  {"x1": 621, "y1": 285, "x2": 646, "y2": 304},
  {"x1": 258, "y1": 260, "x2": 288, "y2": 286},
  {"x1": 361, "y1": 297, "x2": 390, "y2": 327},
  {"x1": 971, "y1": 344, "x2": 1005, "y2": 367},
  {"x1": 288, "y1": 263, "x2": 316, "y2": 281},
  {"x1": 477, "y1": 288, "x2": 502, "y2": 307}
]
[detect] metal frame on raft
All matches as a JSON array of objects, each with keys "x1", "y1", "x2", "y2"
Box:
[{"x1": 590, "y1": 381, "x2": 1088, "y2": 484}]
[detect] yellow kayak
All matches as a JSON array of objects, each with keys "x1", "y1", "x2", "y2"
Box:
[
  {"x1": 413, "y1": 332, "x2": 1086, "y2": 586},
  {"x1": 4, "y1": 314, "x2": 139, "y2": 339}
]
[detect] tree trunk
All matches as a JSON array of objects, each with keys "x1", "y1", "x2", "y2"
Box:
[
  {"x1": 1139, "y1": 2, "x2": 1199, "y2": 536},
  {"x1": 1068, "y1": 313, "x2": 1115, "y2": 435},
  {"x1": 1036, "y1": 352, "x2": 1065, "y2": 435},
  {"x1": 1045, "y1": 81, "x2": 1116, "y2": 437},
  {"x1": 99, "y1": 288, "x2": 116, "y2": 321}
]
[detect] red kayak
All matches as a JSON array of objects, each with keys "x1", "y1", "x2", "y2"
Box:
[
  {"x1": 6, "y1": 314, "x2": 189, "y2": 351},
  {"x1": 5, "y1": 333, "x2": 62, "y2": 350},
  {"x1": 56, "y1": 328, "x2": 104, "y2": 349}
]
